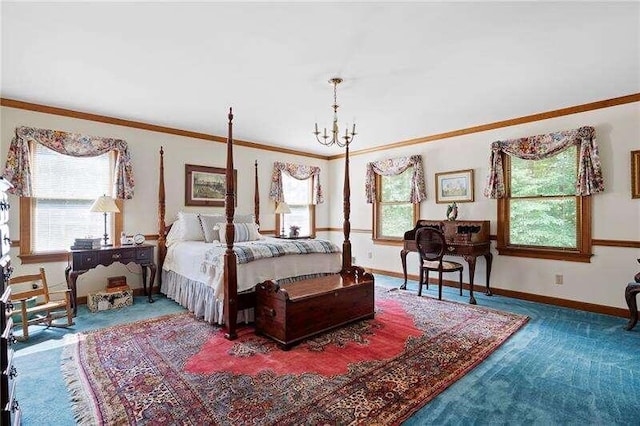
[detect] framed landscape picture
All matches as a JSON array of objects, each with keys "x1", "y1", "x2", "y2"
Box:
[
  {"x1": 185, "y1": 164, "x2": 237, "y2": 207},
  {"x1": 632, "y1": 150, "x2": 640, "y2": 199},
  {"x1": 435, "y1": 169, "x2": 474, "y2": 204}
]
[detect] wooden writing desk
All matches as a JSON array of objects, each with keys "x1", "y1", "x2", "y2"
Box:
[{"x1": 401, "y1": 220, "x2": 493, "y2": 304}]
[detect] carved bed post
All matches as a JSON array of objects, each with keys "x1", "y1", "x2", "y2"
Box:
[
  {"x1": 224, "y1": 108, "x2": 238, "y2": 340},
  {"x1": 254, "y1": 160, "x2": 260, "y2": 228},
  {"x1": 157, "y1": 146, "x2": 166, "y2": 288},
  {"x1": 342, "y1": 142, "x2": 352, "y2": 271}
]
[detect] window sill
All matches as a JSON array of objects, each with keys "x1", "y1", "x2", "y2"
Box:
[
  {"x1": 496, "y1": 246, "x2": 593, "y2": 263},
  {"x1": 18, "y1": 251, "x2": 70, "y2": 264},
  {"x1": 372, "y1": 238, "x2": 404, "y2": 247}
]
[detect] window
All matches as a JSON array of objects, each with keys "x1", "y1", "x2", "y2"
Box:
[
  {"x1": 276, "y1": 173, "x2": 315, "y2": 237},
  {"x1": 19, "y1": 143, "x2": 123, "y2": 263},
  {"x1": 497, "y1": 145, "x2": 592, "y2": 262},
  {"x1": 373, "y1": 169, "x2": 418, "y2": 241}
]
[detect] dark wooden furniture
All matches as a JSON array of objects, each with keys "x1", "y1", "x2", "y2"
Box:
[
  {"x1": 416, "y1": 227, "x2": 464, "y2": 300},
  {"x1": 65, "y1": 244, "x2": 156, "y2": 315},
  {"x1": 624, "y1": 259, "x2": 640, "y2": 331},
  {"x1": 401, "y1": 220, "x2": 492, "y2": 304},
  {"x1": 0, "y1": 177, "x2": 20, "y2": 424},
  {"x1": 157, "y1": 108, "x2": 372, "y2": 341},
  {"x1": 255, "y1": 267, "x2": 375, "y2": 349}
]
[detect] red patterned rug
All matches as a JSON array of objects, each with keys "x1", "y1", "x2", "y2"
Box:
[{"x1": 62, "y1": 287, "x2": 528, "y2": 425}]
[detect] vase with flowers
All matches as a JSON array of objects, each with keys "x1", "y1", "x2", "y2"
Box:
[{"x1": 289, "y1": 225, "x2": 300, "y2": 238}]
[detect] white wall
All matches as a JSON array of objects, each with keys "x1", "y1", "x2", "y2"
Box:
[
  {"x1": 0, "y1": 106, "x2": 331, "y2": 297},
  {"x1": 326, "y1": 102, "x2": 640, "y2": 309}
]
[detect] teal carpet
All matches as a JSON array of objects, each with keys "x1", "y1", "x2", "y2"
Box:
[{"x1": 13, "y1": 278, "x2": 640, "y2": 425}]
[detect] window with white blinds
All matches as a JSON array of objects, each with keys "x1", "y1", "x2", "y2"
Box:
[
  {"x1": 31, "y1": 143, "x2": 113, "y2": 252},
  {"x1": 282, "y1": 173, "x2": 313, "y2": 236}
]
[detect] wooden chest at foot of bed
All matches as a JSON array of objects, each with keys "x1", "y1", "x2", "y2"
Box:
[{"x1": 255, "y1": 268, "x2": 375, "y2": 350}]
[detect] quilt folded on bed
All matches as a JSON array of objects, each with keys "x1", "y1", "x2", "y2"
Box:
[{"x1": 202, "y1": 238, "x2": 341, "y2": 272}]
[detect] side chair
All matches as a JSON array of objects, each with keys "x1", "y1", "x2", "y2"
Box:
[
  {"x1": 8, "y1": 267, "x2": 74, "y2": 340},
  {"x1": 415, "y1": 227, "x2": 464, "y2": 300}
]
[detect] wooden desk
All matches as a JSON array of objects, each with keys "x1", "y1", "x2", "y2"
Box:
[
  {"x1": 65, "y1": 244, "x2": 156, "y2": 315},
  {"x1": 401, "y1": 220, "x2": 493, "y2": 305}
]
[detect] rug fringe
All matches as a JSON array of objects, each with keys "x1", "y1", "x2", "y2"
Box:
[{"x1": 60, "y1": 334, "x2": 100, "y2": 426}]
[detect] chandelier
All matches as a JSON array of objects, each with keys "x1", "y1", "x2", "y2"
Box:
[{"x1": 313, "y1": 77, "x2": 356, "y2": 147}]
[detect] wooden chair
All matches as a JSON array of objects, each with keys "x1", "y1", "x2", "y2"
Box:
[
  {"x1": 8, "y1": 268, "x2": 74, "y2": 340},
  {"x1": 415, "y1": 227, "x2": 464, "y2": 300}
]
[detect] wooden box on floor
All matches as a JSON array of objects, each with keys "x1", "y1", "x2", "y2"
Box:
[{"x1": 255, "y1": 270, "x2": 375, "y2": 350}]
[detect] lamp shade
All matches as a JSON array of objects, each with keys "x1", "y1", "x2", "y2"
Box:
[
  {"x1": 274, "y1": 202, "x2": 291, "y2": 214},
  {"x1": 90, "y1": 195, "x2": 120, "y2": 213}
]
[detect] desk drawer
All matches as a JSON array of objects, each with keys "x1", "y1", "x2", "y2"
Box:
[
  {"x1": 136, "y1": 246, "x2": 153, "y2": 262},
  {"x1": 73, "y1": 252, "x2": 98, "y2": 270},
  {"x1": 99, "y1": 250, "x2": 136, "y2": 265}
]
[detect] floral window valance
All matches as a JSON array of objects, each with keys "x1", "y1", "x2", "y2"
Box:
[
  {"x1": 483, "y1": 126, "x2": 604, "y2": 199},
  {"x1": 3, "y1": 126, "x2": 135, "y2": 199},
  {"x1": 365, "y1": 155, "x2": 427, "y2": 204},
  {"x1": 269, "y1": 161, "x2": 323, "y2": 204}
]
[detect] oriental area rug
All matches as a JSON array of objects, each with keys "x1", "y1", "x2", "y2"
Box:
[{"x1": 61, "y1": 287, "x2": 528, "y2": 425}]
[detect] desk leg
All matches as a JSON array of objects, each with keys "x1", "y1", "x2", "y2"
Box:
[
  {"x1": 463, "y1": 255, "x2": 477, "y2": 305},
  {"x1": 400, "y1": 249, "x2": 409, "y2": 290},
  {"x1": 484, "y1": 252, "x2": 493, "y2": 296},
  {"x1": 625, "y1": 283, "x2": 640, "y2": 330},
  {"x1": 67, "y1": 270, "x2": 86, "y2": 316},
  {"x1": 142, "y1": 263, "x2": 156, "y2": 303}
]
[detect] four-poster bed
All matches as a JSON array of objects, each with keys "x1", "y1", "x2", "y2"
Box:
[{"x1": 157, "y1": 108, "x2": 374, "y2": 340}]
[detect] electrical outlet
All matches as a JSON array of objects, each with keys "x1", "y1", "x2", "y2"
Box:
[
  {"x1": 555, "y1": 274, "x2": 563, "y2": 285},
  {"x1": 367, "y1": 252, "x2": 373, "y2": 259},
  {"x1": 352, "y1": 256, "x2": 356, "y2": 264}
]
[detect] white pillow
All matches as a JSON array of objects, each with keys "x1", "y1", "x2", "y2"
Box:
[
  {"x1": 177, "y1": 212, "x2": 206, "y2": 241},
  {"x1": 198, "y1": 214, "x2": 257, "y2": 243},
  {"x1": 165, "y1": 220, "x2": 183, "y2": 246},
  {"x1": 217, "y1": 222, "x2": 261, "y2": 244}
]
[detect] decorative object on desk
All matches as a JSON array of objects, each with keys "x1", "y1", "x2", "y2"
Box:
[
  {"x1": 90, "y1": 194, "x2": 120, "y2": 246},
  {"x1": 275, "y1": 201, "x2": 291, "y2": 236},
  {"x1": 185, "y1": 164, "x2": 237, "y2": 207},
  {"x1": 446, "y1": 202, "x2": 458, "y2": 221},
  {"x1": 289, "y1": 225, "x2": 300, "y2": 238},
  {"x1": 120, "y1": 232, "x2": 134, "y2": 245},
  {"x1": 134, "y1": 233, "x2": 145, "y2": 245},
  {"x1": 632, "y1": 150, "x2": 640, "y2": 199},
  {"x1": 71, "y1": 237, "x2": 102, "y2": 250},
  {"x1": 435, "y1": 169, "x2": 474, "y2": 204}
]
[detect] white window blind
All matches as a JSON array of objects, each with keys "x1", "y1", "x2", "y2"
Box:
[
  {"x1": 282, "y1": 173, "x2": 312, "y2": 236},
  {"x1": 31, "y1": 143, "x2": 113, "y2": 251}
]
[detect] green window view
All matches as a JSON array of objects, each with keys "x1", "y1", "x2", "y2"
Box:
[
  {"x1": 378, "y1": 169, "x2": 414, "y2": 238},
  {"x1": 508, "y1": 145, "x2": 578, "y2": 248}
]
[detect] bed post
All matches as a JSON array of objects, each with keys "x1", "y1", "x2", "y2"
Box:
[
  {"x1": 342, "y1": 142, "x2": 352, "y2": 271},
  {"x1": 254, "y1": 160, "x2": 260, "y2": 228},
  {"x1": 223, "y1": 108, "x2": 238, "y2": 340},
  {"x1": 157, "y1": 146, "x2": 166, "y2": 288}
]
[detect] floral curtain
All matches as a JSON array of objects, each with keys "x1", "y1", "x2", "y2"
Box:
[
  {"x1": 269, "y1": 161, "x2": 323, "y2": 204},
  {"x1": 483, "y1": 126, "x2": 604, "y2": 198},
  {"x1": 365, "y1": 155, "x2": 427, "y2": 203},
  {"x1": 3, "y1": 126, "x2": 135, "y2": 199}
]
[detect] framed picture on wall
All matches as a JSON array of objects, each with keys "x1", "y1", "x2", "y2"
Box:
[
  {"x1": 632, "y1": 150, "x2": 640, "y2": 199},
  {"x1": 435, "y1": 169, "x2": 474, "y2": 204},
  {"x1": 185, "y1": 164, "x2": 237, "y2": 207}
]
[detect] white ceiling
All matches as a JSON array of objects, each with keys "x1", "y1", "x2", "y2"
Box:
[{"x1": 1, "y1": 2, "x2": 638, "y2": 156}]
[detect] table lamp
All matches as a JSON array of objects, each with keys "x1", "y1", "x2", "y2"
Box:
[
  {"x1": 274, "y1": 202, "x2": 291, "y2": 237},
  {"x1": 90, "y1": 195, "x2": 120, "y2": 246}
]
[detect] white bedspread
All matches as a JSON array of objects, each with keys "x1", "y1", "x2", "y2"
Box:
[{"x1": 162, "y1": 239, "x2": 342, "y2": 298}]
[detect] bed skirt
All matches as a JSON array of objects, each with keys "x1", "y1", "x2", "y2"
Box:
[
  {"x1": 161, "y1": 270, "x2": 254, "y2": 325},
  {"x1": 161, "y1": 269, "x2": 337, "y2": 325}
]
